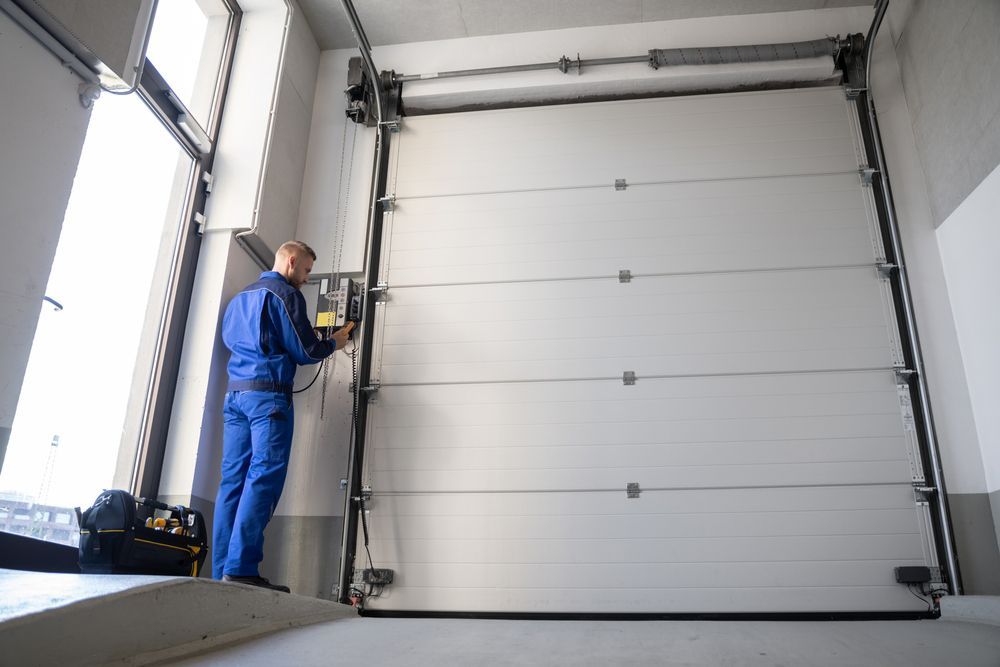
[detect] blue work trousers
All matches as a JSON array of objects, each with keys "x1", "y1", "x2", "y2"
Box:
[{"x1": 213, "y1": 390, "x2": 294, "y2": 579}]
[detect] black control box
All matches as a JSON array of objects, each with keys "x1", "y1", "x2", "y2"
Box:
[{"x1": 894, "y1": 566, "x2": 931, "y2": 584}]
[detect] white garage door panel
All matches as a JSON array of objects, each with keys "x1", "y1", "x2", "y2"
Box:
[
  {"x1": 359, "y1": 89, "x2": 935, "y2": 614},
  {"x1": 377, "y1": 268, "x2": 894, "y2": 384},
  {"x1": 373, "y1": 438, "x2": 906, "y2": 474},
  {"x1": 362, "y1": 489, "x2": 926, "y2": 612},
  {"x1": 370, "y1": 587, "x2": 924, "y2": 614},
  {"x1": 386, "y1": 173, "x2": 879, "y2": 286},
  {"x1": 394, "y1": 89, "x2": 859, "y2": 197},
  {"x1": 368, "y1": 372, "x2": 911, "y2": 494},
  {"x1": 383, "y1": 562, "x2": 925, "y2": 590},
  {"x1": 370, "y1": 534, "x2": 923, "y2": 567},
  {"x1": 375, "y1": 462, "x2": 911, "y2": 494},
  {"x1": 368, "y1": 507, "x2": 920, "y2": 541},
  {"x1": 372, "y1": 372, "x2": 908, "y2": 448},
  {"x1": 372, "y1": 485, "x2": 918, "y2": 516}
]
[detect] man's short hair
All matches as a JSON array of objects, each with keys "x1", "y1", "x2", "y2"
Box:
[{"x1": 277, "y1": 240, "x2": 317, "y2": 261}]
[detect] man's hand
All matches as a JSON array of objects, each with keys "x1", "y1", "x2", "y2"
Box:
[{"x1": 331, "y1": 321, "x2": 355, "y2": 349}]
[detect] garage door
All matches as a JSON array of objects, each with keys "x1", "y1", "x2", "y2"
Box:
[{"x1": 356, "y1": 87, "x2": 938, "y2": 613}]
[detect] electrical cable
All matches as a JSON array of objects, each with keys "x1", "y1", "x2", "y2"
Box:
[
  {"x1": 346, "y1": 338, "x2": 386, "y2": 602},
  {"x1": 292, "y1": 363, "x2": 323, "y2": 394},
  {"x1": 906, "y1": 583, "x2": 932, "y2": 612}
]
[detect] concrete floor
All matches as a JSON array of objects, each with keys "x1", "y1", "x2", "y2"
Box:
[
  {"x1": 172, "y1": 616, "x2": 1000, "y2": 667},
  {"x1": 3, "y1": 569, "x2": 998, "y2": 666}
]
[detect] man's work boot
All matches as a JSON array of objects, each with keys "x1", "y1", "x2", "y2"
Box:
[{"x1": 223, "y1": 574, "x2": 291, "y2": 593}]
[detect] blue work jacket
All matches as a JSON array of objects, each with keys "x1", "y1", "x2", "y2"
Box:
[{"x1": 222, "y1": 271, "x2": 335, "y2": 394}]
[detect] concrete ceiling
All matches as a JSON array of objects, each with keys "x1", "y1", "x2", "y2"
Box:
[{"x1": 299, "y1": 0, "x2": 872, "y2": 50}]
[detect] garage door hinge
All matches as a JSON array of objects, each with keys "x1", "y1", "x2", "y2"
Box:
[
  {"x1": 618, "y1": 269, "x2": 632, "y2": 283},
  {"x1": 201, "y1": 170, "x2": 214, "y2": 193},
  {"x1": 351, "y1": 382, "x2": 380, "y2": 400},
  {"x1": 378, "y1": 194, "x2": 395, "y2": 211},
  {"x1": 859, "y1": 167, "x2": 877, "y2": 185},
  {"x1": 615, "y1": 178, "x2": 627, "y2": 191},
  {"x1": 845, "y1": 87, "x2": 867, "y2": 99},
  {"x1": 627, "y1": 482, "x2": 641, "y2": 499},
  {"x1": 622, "y1": 371, "x2": 636, "y2": 385},
  {"x1": 379, "y1": 119, "x2": 401, "y2": 133},
  {"x1": 894, "y1": 368, "x2": 916, "y2": 383},
  {"x1": 193, "y1": 212, "x2": 207, "y2": 236}
]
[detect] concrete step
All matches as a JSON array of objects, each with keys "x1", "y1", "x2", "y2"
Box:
[
  {"x1": 0, "y1": 568, "x2": 356, "y2": 666},
  {"x1": 939, "y1": 596, "x2": 1000, "y2": 627}
]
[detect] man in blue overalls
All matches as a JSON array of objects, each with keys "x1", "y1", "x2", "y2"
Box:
[{"x1": 214, "y1": 240, "x2": 354, "y2": 592}]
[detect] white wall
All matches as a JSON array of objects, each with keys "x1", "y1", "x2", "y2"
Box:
[
  {"x1": 0, "y1": 11, "x2": 91, "y2": 468},
  {"x1": 937, "y1": 164, "x2": 1000, "y2": 496},
  {"x1": 159, "y1": 0, "x2": 320, "y2": 505},
  {"x1": 296, "y1": 49, "x2": 376, "y2": 277}
]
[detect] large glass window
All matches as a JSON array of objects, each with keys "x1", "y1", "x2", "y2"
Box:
[
  {"x1": 145, "y1": 0, "x2": 233, "y2": 130},
  {"x1": 0, "y1": 2, "x2": 238, "y2": 547},
  {"x1": 0, "y1": 94, "x2": 193, "y2": 545}
]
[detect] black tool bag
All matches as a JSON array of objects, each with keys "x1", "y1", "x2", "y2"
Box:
[{"x1": 78, "y1": 490, "x2": 208, "y2": 577}]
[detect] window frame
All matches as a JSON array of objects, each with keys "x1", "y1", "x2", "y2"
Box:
[{"x1": 127, "y1": 0, "x2": 243, "y2": 499}]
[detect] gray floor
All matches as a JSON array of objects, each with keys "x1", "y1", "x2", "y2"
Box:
[
  {"x1": 171, "y1": 616, "x2": 1000, "y2": 667},
  {"x1": 3, "y1": 569, "x2": 998, "y2": 666}
]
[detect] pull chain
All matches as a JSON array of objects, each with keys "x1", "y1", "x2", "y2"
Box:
[{"x1": 321, "y1": 121, "x2": 359, "y2": 419}]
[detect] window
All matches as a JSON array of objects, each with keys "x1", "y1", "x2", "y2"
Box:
[
  {"x1": 145, "y1": 0, "x2": 233, "y2": 130},
  {"x1": 0, "y1": 2, "x2": 240, "y2": 547}
]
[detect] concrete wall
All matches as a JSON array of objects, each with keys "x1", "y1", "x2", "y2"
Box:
[
  {"x1": 0, "y1": 11, "x2": 92, "y2": 472},
  {"x1": 888, "y1": 0, "x2": 1000, "y2": 227},
  {"x1": 883, "y1": 0, "x2": 1000, "y2": 593}
]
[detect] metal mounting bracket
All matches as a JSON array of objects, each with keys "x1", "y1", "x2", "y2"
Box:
[
  {"x1": 877, "y1": 263, "x2": 898, "y2": 279},
  {"x1": 379, "y1": 119, "x2": 401, "y2": 132},
  {"x1": 626, "y1": 482, "x2": 641, "y2": 499},
  {"x1": 894, "y1": 368, "x2": 916, "y2": 383},
  {"x1": 614, "y1": 178, "x2": 627, "y2": 191},
  {"x1": 360, "y1": 485, "x2": 373, "y2": 502},
  {"x1": 618, "y1": 269, "x2": 632, "y2": 283},
  {"x1": 845, "y1": 87, "x2": 867, "y2": 99},
  {"x1": 913, "y1": 485, "x2": 936, "y2": 505},
  {"x1": 558, "y1": 53, "x2": 583, "y2": 75},
  {"x1": 378, "y1": 195, "x2": 395, "y2": 212},
  {"x1": 78, "y1": 82, "x2": 101, "y2": 109},
  {"x1": 370, "y1": 282, "x2": 389, "y2": 301},
  {"x1": 859, "y1": 167, "x2": 877, "y2": 185},
  {"x1": 193, "y1": 212, "x2": 207, "y2": 236},
  {"x1": 202, "y1": 171, "x2": 214, "y2": 194},
  {"x1": 623, "y1": 371, "x2": 636, "y2": 386}
]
